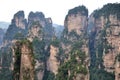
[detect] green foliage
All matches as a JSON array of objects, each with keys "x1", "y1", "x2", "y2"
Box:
[
  {"x1": 23, "y1": 68, "x2": 31, "y2": 80},
  {"x1": 50, "y1": 39, "x2": 60, "y2": 47},
  {"x1": 89, "y1": 6, "x2": 116, "y2": 79},
  {"x1": 93, "y1": 3, "x2": 120, "y2": 19},
  {"x1": 68, "y1": 30, "x2": 80, "y2": 39},
  {"x1": 72, "y1": 40, "x2": 83, "y2": 50},
  {"x1": 14, "y1": 32, "x2": 25, "y2": 40},
  {"x1": 90, "y1": 68, "x2": 115, "y2": 80},
  {"x1": 68, "y1": 5, "x2": 88, "y2": 16},
  {"x1": 104, "y1": 44, "x2": 113, "y2": 53},
  {"x1": 117, "y1": 54, "x2": 120, "y2": 62},
  {"x1": 56, "y1": 60, "x2": 87, "y2": 80},
  {"x1": 62, "y1": 27, "x2": 68, "y2": 35},
  {"x1": 43, "y1": 71, "x2": 55, "y2": 80},
  {"x1": 32, "y1": 37, "x2": 45, "y2": 61},
  {"x1": 61, "y1": 28, "x2": 72, "y2": 44},
  {"x1": 65, "y1": 5, "x2": 88, "y2": 21},
  {"x1": 0, "y1": 68, "x2": 13, "y2": 80},
  {"x1": 13, "y1": 41, "x2": 21, "y2": 79},
  {"x1": 76, "y1": 65, "x2": 87, "y2": 75},
  {"x1": 76, "y1": 50, "x2": 86, "y2": 63},
  {"x1": 0, "y1": 48, "x2": 13, "y2": 80},
  {"x1": 61, "y1": 37, "x2": 71, "y2": 45},
  {"x1": 13, "y1": 39, "x2": 34, "y2": 79},
  {"x1": 2, "y1": 50, "x2": 13, "y2": 67},
  {"x1": 30, "y1": 21, "x2": 43, "y2": 34},
  {"x1": 56, "y1": 49, "x2": 87, "y2": 80},
  {"x1": 55, "y1": 47, "x2": 64, "y2": 62},
  {"x1": 31, "y1": 21, "x2": 42, "y2": 28},
  {"x1": 56, "y1": 63, "x2": 69, "y2": 80}
]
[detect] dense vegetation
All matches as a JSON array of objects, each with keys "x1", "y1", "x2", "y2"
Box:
[
  {"x1": 32, "y1": 37, "x2": 45, "y2": 61},
  {"x1": 43, "y1": 71, "x2": 55, "y2": 80},
  {"x1": 65, "y1": 5, "x2": 88, "y2": 21},
  {"x1": 56, "y1": 36, "x2": 88, "y2": 80},
  {"x1": 56, "y1": 50, "x2": 87, "y2": 80},
  {"x1": 68, "y1": 5, "x2": 88, "y2": 16},
  {"x1": 0, "y1": 48, "x2": 13, "y2": 80},
  {"x1": 50, "y1": 39, "x2": 60, "y2": 47},
  {"x1": 93, "y1": 3, "x2": 120, "y2": 19},
  {"x1": 13, "y1": 41, "x2": 21, "y2": 80},
  {"x1": 89, "y1": 9, "x2": 116, "y2": 80},
  {"x1": 0, "y1": 3, "x2": 120, "y2": 80},
  {"x1": 90, "y1": 68, "x2": 115, "y2": 80},
  {"x1": 13, "y1": 39, "x2": 34, "y2": 80},
  {"x1": 117, "y1": 54, "x2": 120, "y2": 62}
]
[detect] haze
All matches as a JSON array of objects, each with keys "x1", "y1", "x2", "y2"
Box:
[{"x1": 0, "y1": 0, "x2": 119, "y2": 25}]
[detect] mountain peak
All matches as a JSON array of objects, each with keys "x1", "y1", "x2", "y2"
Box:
[{"x1": 14, "y1": 10, "x2": 25, "y2": 19}]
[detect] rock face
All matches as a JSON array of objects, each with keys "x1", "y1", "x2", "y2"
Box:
[
  {"x1": 0, "y1": 28, "x2": 5, "y2": 46},
  {"x1": 115, "y1": 60, "x2": 120, "y2": 80},
  {"x1": 13, "y1": 11, "x2": 27, "y2": 29},
  {"x1": 47, "y1": 45, "x2": 59, "y2": 75},
  {"x1": 13, "y1": 40, "x2": 34, "y2": 80},
  {"x1": 63, "y1": 5, "x2": 89, "y2": 62},
  {"x1": 56, "y1": 5, "x2": 89, "y2": 80},
  {"x1": 28, "y1": 12, "x2": 46, "y2": 28},
  {"x1": 88, "y1": 3, "x2": 120, "y2": 80},
  {"x1": 64, "y1": 6, "x2": 88, "y2": 35},
  {"x1": 27, "y1": 12, "x2": 55, "y2": 80},
  {"x1": 28, "y1": 12, "x2": 54, "y2": 41},
  {"x1": 3, "y1": 11, "x2": 27, "y2": 43},
  {"x1": 0, "y1": 11, "x2": 28, "y2": 80},
  {"x1": 0, "y1": 10, "x2": 55, "y2": 80},
  {"x1": 27, "y1": 21, "x2": 43, "y2": 42},
  {"x1": 0, "y1": 3, "x2": 120, "y2": 80}
]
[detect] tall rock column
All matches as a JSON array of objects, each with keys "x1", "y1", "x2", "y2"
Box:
[
  {"x1": 88, "y1": 3, "x2": 120, "y2": 80},
  {"x1": 57, "y1": 5, "x2": 89, "y2": 80},
  {"x1": 47, "y1": 45, "x2": 60, "y2": 75},
  {"x1": 13, "y1": 40, "x2": 34, "y2": 80}
]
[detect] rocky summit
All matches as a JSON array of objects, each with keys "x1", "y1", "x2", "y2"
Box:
[{"x1": 0, "y1": 3, "x2": 120, "y2": 80}]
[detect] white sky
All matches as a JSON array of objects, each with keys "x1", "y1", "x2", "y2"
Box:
[{"x1": 0, "y1": 0, "x2": 119, "y2": 25}]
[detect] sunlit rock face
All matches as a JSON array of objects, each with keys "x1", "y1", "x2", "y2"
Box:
[
  {"x1": 47, "y1": 45, "x2": 60, "y2": 75},
  {"x1": 56, "y1": 5, "x2": 89, "y2": 80},
  {"x1": 0, "y1": 9, "x2": 57, "y2": 80},
  {"x1": 64, "y1": 6, "x2": 88, "y2": 35},
  {"x1": 13, "y1": 40, "x2": 34, "y2": 80},
  {"x1": 88, "y1": 3, "x2": 120, "y2": 80}
]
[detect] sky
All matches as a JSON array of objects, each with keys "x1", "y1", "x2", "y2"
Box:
[{"x1": 0, "y1": 0, "x2": 119, "y2": 25}]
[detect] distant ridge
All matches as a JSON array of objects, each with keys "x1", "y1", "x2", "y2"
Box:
[{"x1": 0, "y1": 21, "x2": 10, "y2": 29}]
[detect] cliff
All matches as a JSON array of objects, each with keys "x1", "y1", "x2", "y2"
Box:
[
  {"x1": 56, "y1": 5, "x2": 89, "y2": 80},
  {"x1": 64, "y1": 6, "x2": 88, "y2": 35},
  {"x1": 13, "y1": 39, "x2": 34, "y2": 80},
  {"x1": 0, "y1": 3, "x2": 120, "y2": 80},
  {"x1": 27, "y1": 21, "x2": 43, "y2": 42},
  {"x1": 89, "y1": 3, "x2": 120, "y2": 80},
  {"x1": 0, "y1": 11, "x2": 28, "y2": 80},
  {"x1": 3, "y1": 11, "x2": 27, "y2": 44},
  {"x1": 27, "y1": 12, "x2": 55, "y2": 80},
  {"x1": 0, "y1": 10, "x2": 55, "y2": 80},
  {"x1": 28, "y1": 12, "x2": 54, "y2": 42},
  {"x1": 0, "y1": 28, "x2": 5, "y2": 46},
  {"x1": 47, "y1": 45, "x2": 60, "y2": 75}
]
